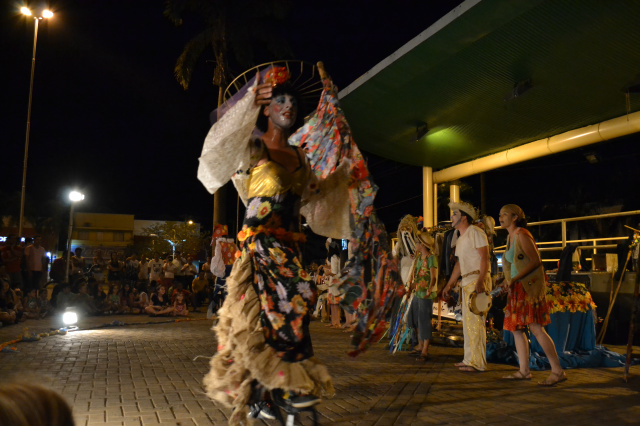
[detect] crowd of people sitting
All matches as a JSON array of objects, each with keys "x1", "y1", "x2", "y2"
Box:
[{"x1": 0, "y1": 241, "x2": 225, "y2": 327}]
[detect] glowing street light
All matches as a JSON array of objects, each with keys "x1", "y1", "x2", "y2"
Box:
[
  {"x1": 65, "y1": 191, "x2": 84, "y2": 284},
  {"x1": 18, "y1": 6, "x2": 54, "y2": 238}
]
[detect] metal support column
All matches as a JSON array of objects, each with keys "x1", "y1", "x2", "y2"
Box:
[{"x1": 423, "y1": 167, "x2": 434, "y2": 228}]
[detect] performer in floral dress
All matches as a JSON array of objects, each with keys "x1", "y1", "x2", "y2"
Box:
[{"x1": 198, "y1": 62, "x2": 400, "y2": 424}]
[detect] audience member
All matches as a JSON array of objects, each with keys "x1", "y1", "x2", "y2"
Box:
[
  {"x1": 145, "y1": 285, "x2": 174, "y2": 316},
  {"x1": 55, "y1": 283, "x2": 76, "y2": 312},
  {"x1": 22, "y1": 288, "x2": 41, "y2": 319},
  {"x1": 191, "y1": 271, "x2": 211, "y2": 310},
  {"x1": 106, "y1": 252, "x2": 123, "y2": 289},
  {"x1": 0, "y1": 383, "x2": 75, "y2": 426},
  {"x1": 181, "y1": 255, "x2": 198, "y2": 290},
  {"x1": 24, "y1": 236, "x2": 46, "y2": 292},
  {"x1": 148, "y1": 253, "x2": 163, "y2": 284},
  {"x1": 1, "y1": 234, "x2": 24, "y2": 289},
  {"x1": 37, "y1": 289, "x2": 51, "y2": 318},
  {"x1": 172, "y1": 291, "x2": 189, "y2": 317},
  {"x1": 91, "y1": 249, "x2": 107, "y2": 285},
  {"x1": 70, "y1": 247, "x2": 86, "y2": 283}
]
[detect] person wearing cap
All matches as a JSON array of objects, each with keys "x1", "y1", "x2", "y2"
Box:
[
  {"x1": 406, "y1": 229, "x2": 438, "y2": 362},
  {"x1": 443, "y1": 201, "x2": 491, "y2": 372},
  {"x1": 498, "y1": 204, "x2": 566, "y2": 386}
]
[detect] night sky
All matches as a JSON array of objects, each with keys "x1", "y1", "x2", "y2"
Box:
[
  {"x1": 3, "y1": 0, "x2": 639, "y2": 238},
  {"x1": 2, "y1": 0, "x2": 463, "y2": 231}
]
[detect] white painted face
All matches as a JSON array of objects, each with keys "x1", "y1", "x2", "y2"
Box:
[
  {"x1": 265, "y1": 93, "x2": 298, "y2": 129},
  {"x1": 450, "y1": 209, "x2": 463, "y2": 229}
]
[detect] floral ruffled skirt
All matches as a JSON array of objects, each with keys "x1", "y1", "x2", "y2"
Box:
[
  {"x1": 503, "y1": 280, "x2": 551, "y2": 332},
  {"x1": 203, "y1": 252, "x2": 334, "y2": 426}
]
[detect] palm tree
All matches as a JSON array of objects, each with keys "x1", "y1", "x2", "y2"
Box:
[{"x1": 164, "y1": 0, "x2": 294, "y2": 100}]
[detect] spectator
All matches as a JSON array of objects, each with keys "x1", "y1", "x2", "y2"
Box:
[
  {"x1": 22, "y1": 288, "x2": 41, "y2": 319},
  {"x1": 24, "y1": 236, "x2": 46, "y2": 293},
  {"x1": 1, "y1": 234, "x2": 24, "y2": 289},
  {"x1": 137, "y1": 254, "x2": 149, "y2": 285},
  {"x1": 201, "y1": 256, "x2": 214, "y2": 286},
  {"x1": 120, "y1": 282, "x2": 134, "y2": 313},
  {"x1": 37, "y1": 289, "x2": 51, "y2": 318},
  {"x1": 55, "y1": 283, "x2": 76, "y2": 312},
  {"x1": 104, "y1": 285, "x2": 122, "y2": 314},
  {"x1": 124, "y1": 254, "x2": 139, "y2": 287},
  {"x1": 172, "y1": 250, "x2": 185, "y2": 286},
  {"x1": 0, "y1": 271, "x2": 18, "y2": 325},
  {"x1": 148, "y1": 253, "x2": 163, "y2": 284},
  {"x1": 191, "y1": 271, "x2": 211, "y2": 310},
  {"x1": 49, "y1": 252, "x2": 67, "y2": 284},
  {"x1": 0, "y1": 382, "x2": 75, "y2": 426},
  {"x1": 137, "y1": 283, "x2": 150, "y2": 312},
  {"x1": 172, "y1": 291, "x2": 189, "y2": 317},
  {"x1": 75, "y1": 283, "x2": 99, "y2": 316},
  {"x1": 70, "y1": 247, "x2": 86, "y2": 283},
  {"x1": 145, "y1": 285, "x2": 174, "y2": 316},
  {"x1": 91, "y1": 249, "x2": 107, "y2": 285},
  {"x1": 106, "y1": 252, "x2": 123, "y2": 290},
  {"x1": 181, "y1": 255, "x2": 198, "y2": 290},
  {"x1": 162, "y1": 255, "x2": 177, "y2": 290}
]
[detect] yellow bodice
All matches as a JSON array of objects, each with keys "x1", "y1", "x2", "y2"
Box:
[{"x1": 247, "y1": 160, "x2": 309, "y2": 199}]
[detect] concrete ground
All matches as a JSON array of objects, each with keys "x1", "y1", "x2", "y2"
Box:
[{"x1": 0, "y1": 312, "x2": 638, "y2": 426}]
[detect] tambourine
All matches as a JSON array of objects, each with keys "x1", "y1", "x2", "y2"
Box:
[{"x1": 468, "y1": 287, "x2": 503, "y2": 315}]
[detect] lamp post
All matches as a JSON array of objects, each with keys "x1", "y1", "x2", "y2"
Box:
[
  {"x1": 18, "y1": 7, "x2": 53, "y2": 238},
  {"x1": 65, "y1": 191, "x2": 84, "y2": 284}
]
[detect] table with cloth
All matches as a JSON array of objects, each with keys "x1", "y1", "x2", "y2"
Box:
[{"x1": 487, "y1": 281, "x2": 635, "y2": 369}]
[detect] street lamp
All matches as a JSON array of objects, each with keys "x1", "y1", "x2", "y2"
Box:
[
  {"x1": 18, "y1": 6, "x2": 54, "y2": 238},
  {"x1": 65, "y1": 191, "x2": 84, "y2": 284}
]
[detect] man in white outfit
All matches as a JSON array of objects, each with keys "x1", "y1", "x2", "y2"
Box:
[{"x1": 443, "y1": 201, "x2": 490, "y2": 372}]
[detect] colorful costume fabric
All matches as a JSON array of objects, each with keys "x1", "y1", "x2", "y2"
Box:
[{"x1": 198, "y1": 70, "x2": 402, "y2": 424}]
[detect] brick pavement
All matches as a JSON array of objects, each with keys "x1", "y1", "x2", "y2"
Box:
[{"x1": 0, "y1": 314, "x2": 638, "y2": 426}]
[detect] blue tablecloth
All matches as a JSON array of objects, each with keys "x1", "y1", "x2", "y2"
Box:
[{"x1": 487, "y1": 307, "x2": 634, "y2": 370}]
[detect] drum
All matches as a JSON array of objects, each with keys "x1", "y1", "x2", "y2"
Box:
[
  {"x1": 468, "y1": 287, "x2": 503, "y2": 315},
  {"x1": 468, "y1": 291, "x2": 493, "y2": 315}
]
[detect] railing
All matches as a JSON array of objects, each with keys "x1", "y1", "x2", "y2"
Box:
[{"x1": 494, "y1": 210, "x2": 640, "y2": 264}]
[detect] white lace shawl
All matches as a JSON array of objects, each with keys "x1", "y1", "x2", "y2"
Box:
[{"x1": 197, "y1": 81, "x2": 352, "y2": 240}]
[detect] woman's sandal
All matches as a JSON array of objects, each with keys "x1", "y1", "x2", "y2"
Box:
[
  {"x1": 454, "y1": 362, "x2": 466, "y2": 367},
  {"x1": 502, "y1": 371, "x2": 532, "y2": 380},
  {"x1": 407, "y1": 349, "x2": 420, "y2": 355},
  {"x1": 538, "y1": 371, "x2": 567, "y2": 387},
  {"x1": 416, "y1": 354, "x2": 428, "y2": 362}
]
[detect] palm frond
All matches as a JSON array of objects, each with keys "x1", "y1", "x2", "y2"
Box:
[{"x1": 174, "y1": 26, "x2": 217, "y2": 90}]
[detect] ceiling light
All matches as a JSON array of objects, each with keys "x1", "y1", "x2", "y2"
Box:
[
  {"x1": 415, "y1": 122, "x2": 429, "y2": 142},
  {"x1": 504, "y1": 79, "x2": 532, "y2": 102}
]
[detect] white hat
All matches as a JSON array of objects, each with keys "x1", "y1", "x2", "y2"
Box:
[{"x1": 448, "y1": 201, "x2": 478, "y2": 221}]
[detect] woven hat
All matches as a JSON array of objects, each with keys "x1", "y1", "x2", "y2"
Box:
[
  {"x1": 449, "y1": 200, "x2": 478, "y2": 221},
  {"x1": 415, "y1": 228, "x2": 435, "y2": 249}
]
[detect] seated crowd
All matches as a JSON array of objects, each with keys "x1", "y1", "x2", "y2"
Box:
[{"x1": 0, "y1": 249, "x2": 223, "y2": 327}]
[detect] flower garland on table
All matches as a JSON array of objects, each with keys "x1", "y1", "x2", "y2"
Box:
[{"x1": 546, "y1": 281, "x2": 597, "y2": 314}]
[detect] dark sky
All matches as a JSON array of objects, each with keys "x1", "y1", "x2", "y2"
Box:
[
  {"x1": 1, "y1": 0, "x2": 463, "y2": 231},
  {"x1": 3, "y1": 0, "x2": 639, "y2": 238}
]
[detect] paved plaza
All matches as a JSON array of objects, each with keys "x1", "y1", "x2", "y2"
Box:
[{"x1": 0, "y1": 313, "x2": 638, "y2": 426}]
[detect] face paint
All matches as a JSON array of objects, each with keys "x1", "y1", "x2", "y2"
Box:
[
  {"x1": 267, "y1": 94, "x2": 297, "y2": 129},
  {"x1": 450, "y1": 210, "x2": 462, "y2": 229}
]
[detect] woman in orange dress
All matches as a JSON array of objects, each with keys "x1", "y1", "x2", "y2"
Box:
[{"x1": 499, "y1": 204, "x2": 566, "y2": 386}]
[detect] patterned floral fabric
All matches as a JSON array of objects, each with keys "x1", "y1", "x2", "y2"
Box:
[
  {"x1": 413, "y1": 253, "x2": 438, "y2": 300},
  {"x1": 240, "y1": 188, "x2": 316, "y2": 362},
  {"x1": 546, "y1": 281, "x2": 597, "y2": 314},
  {"x1": 503, "y1": 280, "x2": 551, "y2": 332},
  {"x1": 290, "y1": 80, "x2": 401, "y2": 356}
]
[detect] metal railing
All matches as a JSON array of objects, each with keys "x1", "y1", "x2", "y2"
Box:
[{"x1": 494, "y1": 210, "x2": 640, "y2": 263}]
